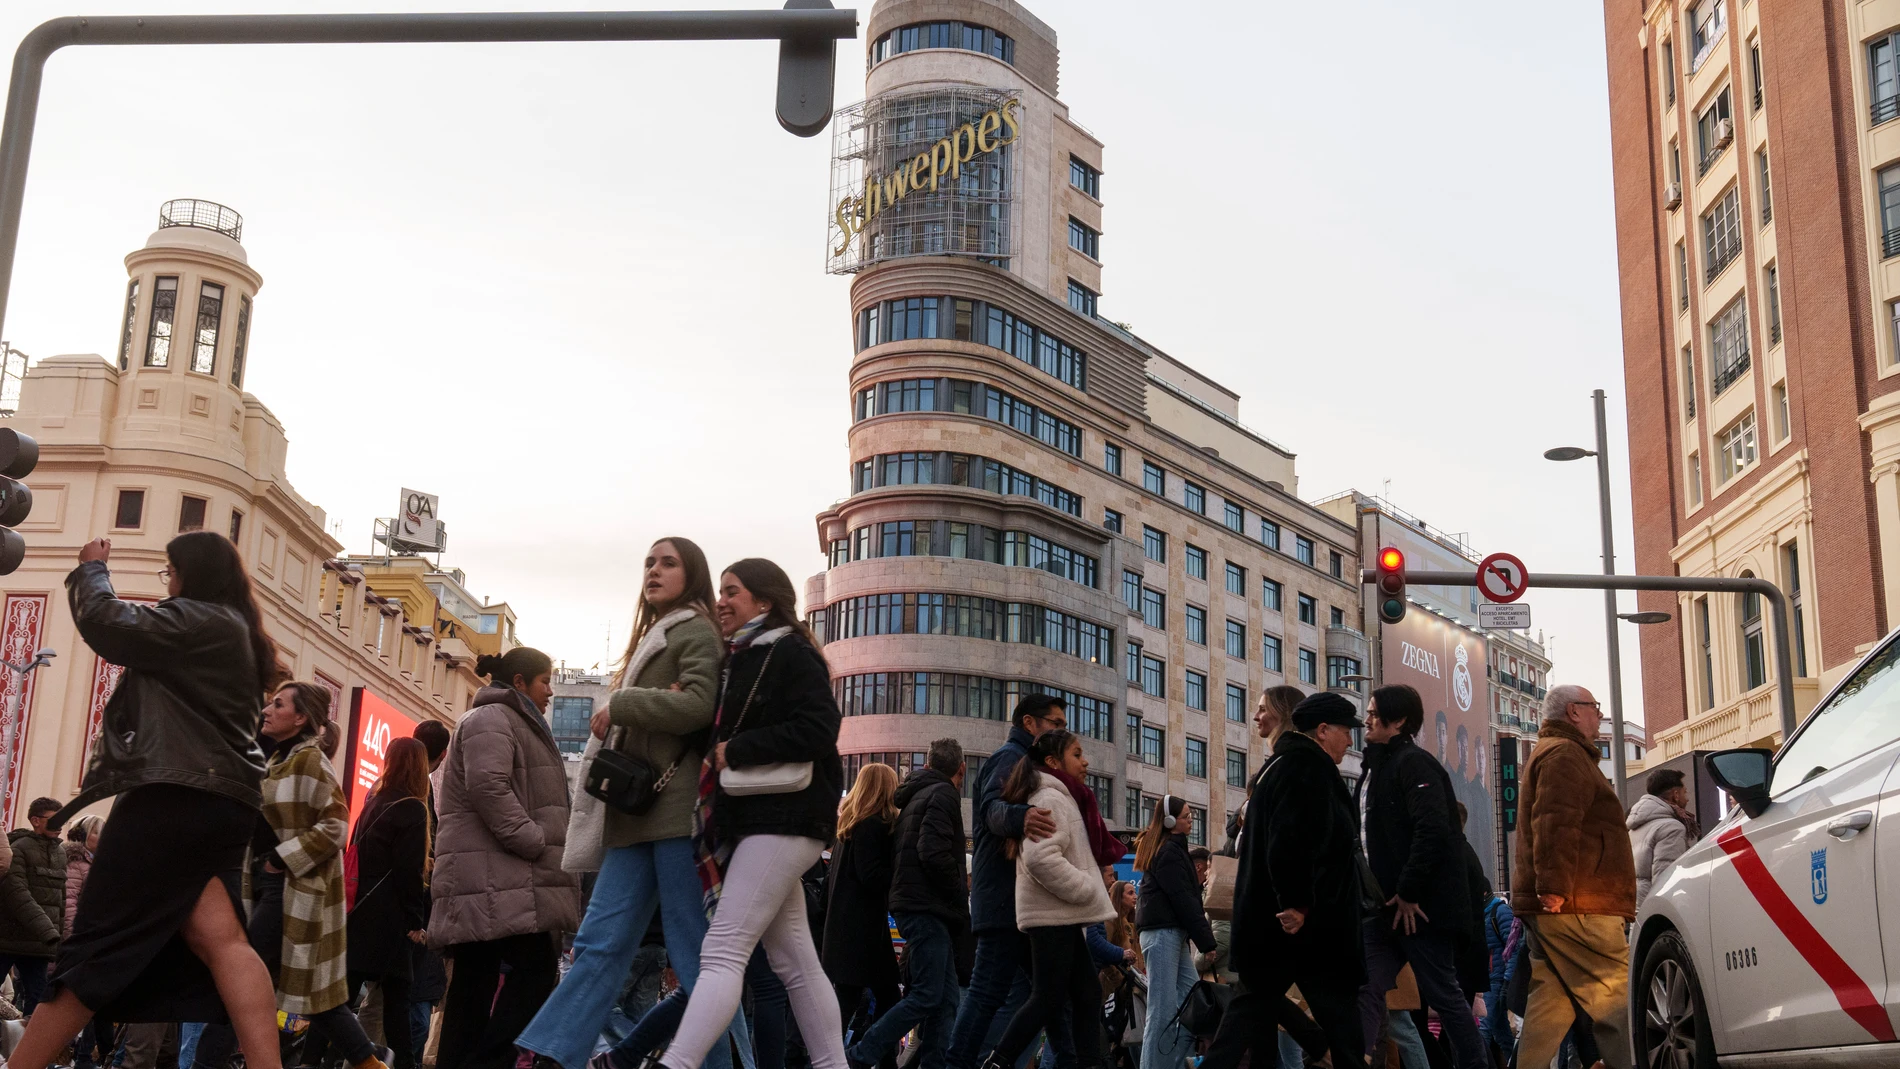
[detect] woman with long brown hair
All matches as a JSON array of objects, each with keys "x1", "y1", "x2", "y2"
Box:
[
  {"x1": 1133, "y1": 796, "x2": 1216, "y2": 1069},
  {"x1": 823, "y1": 762, "x2": 900, "y2": 1061},
  {"x1": 13, "y1": 532, "x2": 287, "y2": 1069},
  {"x1": 518, "y1": 537, "x2": 740, "y2": 1069},
  {"x1": 347, "y1": 736, "x2": 435, "y2": 1069}
]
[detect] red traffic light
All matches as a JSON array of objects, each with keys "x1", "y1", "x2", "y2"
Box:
[{"x1": 1378, "y1": 547, "x2": 1403, "y2": 572}]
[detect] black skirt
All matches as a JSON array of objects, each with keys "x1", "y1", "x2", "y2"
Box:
[{"x1": 53, "y1": 783, "x2": 255, "y2": 1022}]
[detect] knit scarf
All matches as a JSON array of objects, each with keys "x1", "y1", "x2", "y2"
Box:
[
  {"x1": 1048, "y1": 766, "x2": 1124, "y2": 868},
  {"x1": 690, "y1": 614, "x2": 780, "y2": 915}
]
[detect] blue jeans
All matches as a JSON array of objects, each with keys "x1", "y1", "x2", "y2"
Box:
[
  {"x1": 1484, "y1": 979, "x2": 1513, "y2": 1053},
  {"x1": 850, "y1": 914, "x2": 958, "y2": 1069},
  {"x1": 177, "y1": 1023, "x2": 206, "y2": 1069},
  {"x1": 1388, "y1": 1012, "x2": 1429, "y2": 1069},
  {"x1": 516, "y1": 838, "x2": 736, "y2": 1069},
  {"x1": 1357, "y1": 920, "x2": 1486, "y2": 1069},
  {"x1": 949, "y1": 931, "x2": 1071, "y2": 1069},
  {"x1": 410, "y1": 1002, "x2": 434, "y2": 1061},
  {"x1": 1138, "y1": 929, "x2": 1197, "y2": 1069}
]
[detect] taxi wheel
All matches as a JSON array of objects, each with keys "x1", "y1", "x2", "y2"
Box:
[{"x1": 1638, "y1": 930, "x2": 1717, "y2": 1069}]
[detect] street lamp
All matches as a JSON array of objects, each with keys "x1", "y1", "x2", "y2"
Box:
[
  {"x1": 1619, "y1": 611, "x2": 1672, "y2": 625},
  {"x1": 1546, "y1": 389, "x2": 1632, "y2": 796},
  {"x1": 0, "y1": 646, "x2": 52, "y2": 816}
]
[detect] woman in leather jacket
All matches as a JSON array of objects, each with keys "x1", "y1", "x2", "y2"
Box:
[{"x1": 11, "y1": 532, "x2": 288, "y2": 1069}]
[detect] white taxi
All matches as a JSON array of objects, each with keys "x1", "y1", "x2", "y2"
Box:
[{"x1": 1633, "y1": 633, "x2": 1900, "y2": 1068}]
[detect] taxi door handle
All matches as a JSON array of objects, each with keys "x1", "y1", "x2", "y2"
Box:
[{"x1": 1828, "y1": 810, "x2": 1874, "y2": 840}]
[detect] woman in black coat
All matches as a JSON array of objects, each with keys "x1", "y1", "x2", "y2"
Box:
[
  {"x1": 823, "y1": 763, "x2": 900, "y2": 1058},
  {"x1": 346, "y1": 738, "x2": 433, "y2": 1069}
]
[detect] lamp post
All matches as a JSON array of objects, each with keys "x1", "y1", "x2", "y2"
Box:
[
  {"x1": 1543, "y1": 389, "x2": 1630, "y2": 796},
  {"x1": 0, "y1": 645, "x2": 52, "y2": 817}
]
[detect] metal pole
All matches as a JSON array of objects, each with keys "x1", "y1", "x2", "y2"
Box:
[
  {"x1": 1366, "y1": 569, "x2": 1800, "y2": 741},
  {"x1": 0, "y1": 7, "x2": 858, "y2": 340},
  {"x1": 1594, "y1": 390, "x2": 1628, "y2": 796},
  {"x1": 0, "y1": 664, "x2": 19, "y2": 822}
]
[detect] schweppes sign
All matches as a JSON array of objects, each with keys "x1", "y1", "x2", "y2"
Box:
[{"x1": 832, "y1": 97, "x2": 1021, "y2": 257}]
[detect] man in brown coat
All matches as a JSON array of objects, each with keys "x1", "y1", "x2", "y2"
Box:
[{"x1": 1511, "y1": 684, "x2": 1636, "y2": 1069}]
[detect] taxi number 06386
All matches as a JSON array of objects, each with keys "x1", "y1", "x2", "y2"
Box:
[{"x1": 1725, "y1": 947, "x2": 1759, "y2": 971}]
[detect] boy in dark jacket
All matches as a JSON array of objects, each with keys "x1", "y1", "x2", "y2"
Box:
[
  {"x1": 1354, "y1": 685, "x2": 1484, "y2": 1069},
  {"x1": 0, "y1": 799, "x2": 66, "y2": 1016},
  {"x1": 848, "y1": 740, "x2": 968, "y2": 1069}
]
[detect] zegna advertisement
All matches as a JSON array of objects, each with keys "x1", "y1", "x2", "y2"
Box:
[{"x1": 1381, "y1": 611, "x2": 1496, "y2": 884}]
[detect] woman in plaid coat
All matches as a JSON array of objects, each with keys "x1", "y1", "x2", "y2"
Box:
[{"x1": 192, "y1": 683, "x2": 388, "y2": 1069}]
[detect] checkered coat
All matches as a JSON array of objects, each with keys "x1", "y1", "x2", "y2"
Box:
[{"x1": 261, "y1": 735, "x2": 351, "y2": 1014}]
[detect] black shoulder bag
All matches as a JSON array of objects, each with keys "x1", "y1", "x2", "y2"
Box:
[{"x1": 584, "y1": 725, "x2": 684, "y2": 816}]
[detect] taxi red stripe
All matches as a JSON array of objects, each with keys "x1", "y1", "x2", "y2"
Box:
[{"x1": 1715, "y1": 825, "x2": 1897, "y2": 1042}]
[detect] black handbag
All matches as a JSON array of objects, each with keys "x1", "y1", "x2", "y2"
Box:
[
  {"x1": 1169, "y1": 979, "x2": 1234, "y2": 1040},
  {"x1": 584, "y1": 728, "x2": 683, "y2": 816}
]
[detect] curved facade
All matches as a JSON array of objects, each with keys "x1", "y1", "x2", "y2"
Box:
[{"x1": 809, "y1": 0, "x2": 1365, "y2": 837}]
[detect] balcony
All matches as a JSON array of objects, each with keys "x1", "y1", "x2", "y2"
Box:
[
  {"x1": 1712, "y1": 349, "x2": 1752, "y2": 395},
  {"x1": 1325, "y1": 626, "x2": 1370, "y2": 664},
  {"x1": 1875, "y1": 93, "x2": 1900, "y2": 127},
  {"x1": 1885, "y1": 227, "x2": 1900, "y2": 260},
  {"x1": 158, "y1": 198, "x2": 243, "y2": 241},
  {"x1": 1646, "y1": 678, "x2": 1822, "y2": 762}
]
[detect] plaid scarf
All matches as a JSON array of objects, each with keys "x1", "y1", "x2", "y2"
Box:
[{"x1": 691, "y1": 614, "x2": 773, "y2": 914}]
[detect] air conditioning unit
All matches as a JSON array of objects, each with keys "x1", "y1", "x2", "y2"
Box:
[
  {"x1": 1664, "y1": 182, "x2": 1683, "y2": 209},
  {"x1": 1714, "y1": 118, "x2": 1734, "y2": 149}
]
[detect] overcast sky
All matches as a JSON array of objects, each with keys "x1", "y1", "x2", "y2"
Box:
[{"x1": 0, "y1": 0, "x2": 1650, "y2": 722}]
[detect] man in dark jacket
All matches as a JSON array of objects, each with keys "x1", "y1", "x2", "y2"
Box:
[
  {"x1": 946, "y1": 695, "x2": 1062, "y2": 1069},
  {"x1": 1354, "y1": 685, "x2": 1484, "y2": 1069},
  {"x1": 849, "y1": 739, "x2": 969, "y2": 1069},
  {"x1": 0, "y1": 798, "x2": 66, "y2": 1016},
  {"x1": 1204, "y1": 692, "x2": 1365, "y2": 1069}
]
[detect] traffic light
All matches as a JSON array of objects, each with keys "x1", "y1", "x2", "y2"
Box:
[
  {"x1": 1375, "y1": 546, "x2": 1406, "y2": 624},
  {"x1": 0, "y1": 428, "x2": 37, "y2": 575}
]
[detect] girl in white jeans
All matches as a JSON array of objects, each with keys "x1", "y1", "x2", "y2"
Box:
[{"x1": 660, "y1": 559, "x2": 848, "y2": 1069}]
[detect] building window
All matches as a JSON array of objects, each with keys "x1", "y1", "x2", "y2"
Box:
[
  {"x1": 144, "y1": 276, "x2": 178, "y2": 367},
  {"x1": 1143, "y1": 461, "x2": 1165, "y2": 495},
  {"x1": 1225, "y1": 619, "x2": 1246, "y2": 659},
  {"x1": 1140, "y1": 655, "x2": 1166, "y2": 699},
  {"x1": 1068, "y1": 217, "x2": 1100, "y2": 259},
  {"x1": 861, "y1": 378, "x2": 1084, "y2": 457},
  {"x1": 1756, "y1": 149, "x2": 1772, "y2": 225},
  {"x1": 1187, "y1": 805, "x2": 1208, "y2": 847},
  {"x1": 1259, "y1": 519, "x2": 1281, "y2": 550},
  {"x1": 1689, "y1": 0, "x2": 1726, "y2": 72},
  {"x1": 1749, "y1": 39, "x2": 1763, "y2": 110},
  {"x1": 1122, "y1": 570, "x2": 1143, "y2": 614},
  {"x1": 1148, "y1": 590, "x2": 1171, "y2": 633},
  {"x1": 1772, "y1": 382, "x2": 1790, "y2": 441},
  {"x1": 229, "y1": 509, "x2": 244, "y2": 543},
  {"x1": 1070, "y1": 156, "x2": 1101, "y2": 198},
  {"x1": 1717, "y1": 410, "x2": 1757, "y2": 483},
  {"x1": 1104, "y1": 442, "x2": 1122, "y2": 476},
  {"x1": 1882, "y1": 165, "x2": 1900, "y2": 259},
  {"x1": 1226, "y1": 748, "x2": 1247, "y2": 787},
  {"x1": 1702, "y1": 186, "x2": 1741, "y2": 282},
  {"x1": 1298, "y1": 594, "x2": 1318, "y2": 625},
  {"x1": 1294, "y1": 535, "x2": 1315, "y2": 567},
  {"x1": 191, "y1": 281, "x2": 224, "y2": 375},
  {"x1": 1764, "y1": 264, "x2": 1780, "y2": 345},
  {"x1": 869, "y1": 19, "x2": 1014, "y2": 66},
  {"x1": 1297, "y1": 648, "x2": 1318, "y2": 685},
  {"x1": 1184, "y1": 604, "x2": 1205, "y2": 644},
  {"x1": 1183, "y1": 481, "x2": 1205, "y2": 515},
  {"x1": 853, "y1": 452, "x2": 1082, "y2": 515},
  {"x1": 1687, "y1": 347, "x2": 1702, "y2": 423},
  {"x1": 1142, "y1": 526, "x2": 1168, "y2": 563},
  {"x1": 1068, "y1": 280, "x2": 1098, "y2": 317},
  {"x1": 1662, "y1": 39, "x2": 1677, "y2": 106},
  {"x1": 1329, "y1": 551, "x2": 1343, "y2": 579},
  {"x1": 1330, "y1": 606, "x2": 1345, "y2": 629},
  {"x1": 1687, "y1": 452, "x2": 1703, "y2": 507},
  {"x1": 1709, "y1": 295, "x2": 1751, "y2": 395},
  {"x1": 1185, "y1": 544, "x2": 1207, "y2": 579},
  {"x1": 1223, "y1": 500, "x2": 1243, "y2": 532},
  {"x1": 117, "y1": 279, "x2": 140, "y2": 371},
  {"x1": 1739, "y1": 573, "x2": 1767, "y2": 690},
  {"x1": 1696, "y1": 596, "x2": 1715, "y2": 709},
  {"x1": 1872, "y1": 31, "x2": 1900, "y2": 125},
  {"x1": 1675, "y1": 242, "x2": 1689, "y2": 313},
  {"x1": 1138, "y1": 722, "x2": 1165, "y2": 768},
  {"x1": 1184, "y1": 735, "x2": 1207, "y2": 777},
  {"x1": 1262, "y1": 578, "x2": 1283, "y2": 612},
  {"x1": 178, "y1": 494, "x2": 208, "y2": 533},
  {"x1": 113, "y1": 489, "x2": 145, "y2": 529},
  {"x1": 1224, "y1": 561, "x2": 1246, "y2": 595},
  {"x1": 1225, "y1": 683, "x2": 1247, "y2": 723},
  {"x1": 1104, "y1": 508, "x2": 1123, "y2": 533},
  {"x1": 1328, "y1": 655, "x2": 1363, "y2": 691},
  {"x1": 1784, "y1": 540, "x2": 1808, "y2": 676},
  {"x1": 856, "y1": 296, "x2": 1087, "y2": 390},
  {"x1": 230, "y1": 294, "x2": 253, "y2": 388},
  {"x1": 1185, "y1": 673, "x2": 1207, "y2": 713},
  {"x1": 1695, "y1": 88, "x2": 1732, "y2": 174},
  {"x1": 1125, "y1": 786, "x2": 1143, "y2": 827},
  {"x1": 1263, "y1": 634, "x2": 1283, "y2": 672}
]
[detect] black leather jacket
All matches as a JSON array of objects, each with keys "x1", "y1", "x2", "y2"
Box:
[{"x1": 55, "y1": 561, "x2": 269, "y2": 827}]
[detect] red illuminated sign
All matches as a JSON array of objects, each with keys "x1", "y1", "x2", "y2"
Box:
[{"x1": 341, "y1": 687, "x2": 420, "y2": 836}]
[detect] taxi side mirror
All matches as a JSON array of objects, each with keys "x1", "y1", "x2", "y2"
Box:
[{"x1": 1705, "y1": 748, "x2": 1774, "y2": 819}]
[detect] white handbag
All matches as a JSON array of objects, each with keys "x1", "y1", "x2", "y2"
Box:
[{"x1": 717, "y1": 641, "x2": 814, "y2": 797}]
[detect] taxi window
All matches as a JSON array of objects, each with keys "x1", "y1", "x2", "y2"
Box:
[{"x1": 1774, "y1": 640, "x2": 1900, "y2": 794}]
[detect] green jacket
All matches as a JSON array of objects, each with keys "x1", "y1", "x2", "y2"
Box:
[
  {"x1": 603, "y1": 613, "x2": 723, "y2": 848},
  {"x1": 0, "y1": 829, "x2": 63, "y2": 956}
]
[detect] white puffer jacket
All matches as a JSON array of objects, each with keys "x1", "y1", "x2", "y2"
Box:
[{"x1": 1014, "y1": 772, "x2": 1116, "y2": 930}]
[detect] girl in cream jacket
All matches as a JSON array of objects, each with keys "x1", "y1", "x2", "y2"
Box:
[{"x1": 978, "y1": 729, "x2": 1119, "y2": 1069}]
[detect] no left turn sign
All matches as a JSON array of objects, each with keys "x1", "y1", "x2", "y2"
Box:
[{"x1": 1477, "y1": 552, "x2": 1529, "y2": 604}]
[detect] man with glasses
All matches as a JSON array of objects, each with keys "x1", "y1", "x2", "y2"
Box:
[{"x1": 1511, "y1": 685, "x2": 1637, "y2": 1069}]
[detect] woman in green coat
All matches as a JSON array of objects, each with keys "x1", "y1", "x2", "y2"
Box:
[{"x1": 516, "y1": 537, "x2": 735, "y2": 1069}]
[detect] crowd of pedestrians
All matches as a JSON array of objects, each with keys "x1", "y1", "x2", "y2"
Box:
[{"x1": 0, "y1": 528, "x2": 1706, "y2": 1069}]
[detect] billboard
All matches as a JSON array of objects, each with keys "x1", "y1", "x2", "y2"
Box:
[
  {"x1": 392, "y1": 488, "x2": 442, "y2": 553},
  {"x1": 340, "y1": 687, "x2": 420, "y2": 836},
  {"x1": 1381, "y1": 610, "x2": 1495, "y2": 884}
]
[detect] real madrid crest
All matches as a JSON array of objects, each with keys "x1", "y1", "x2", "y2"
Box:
[{"x1": 1452, "y1": 644, "x2": 1474, "y2": 713}]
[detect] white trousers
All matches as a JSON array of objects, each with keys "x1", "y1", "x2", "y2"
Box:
[{"x1": 659, "y1": 834, "x2": 845, "y2": 1069}]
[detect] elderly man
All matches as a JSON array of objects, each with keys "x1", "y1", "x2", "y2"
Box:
[{"x1": 1512, "y1": 685, "x2": 1636, "y2": 1069}]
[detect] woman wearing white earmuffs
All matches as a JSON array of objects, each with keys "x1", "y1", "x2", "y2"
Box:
[{"x1": 1134, "y1": 796, "x2": 1216, "y2": 1069}]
